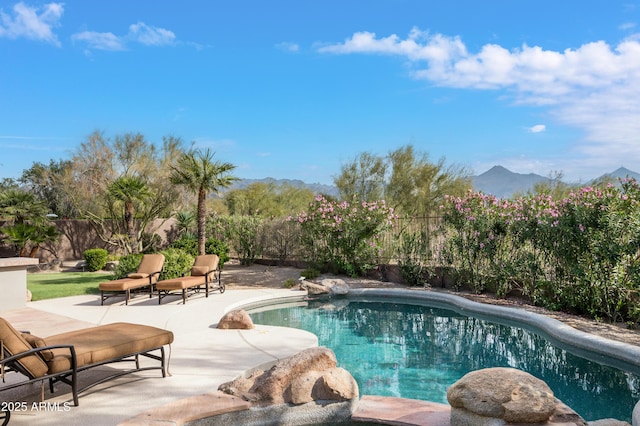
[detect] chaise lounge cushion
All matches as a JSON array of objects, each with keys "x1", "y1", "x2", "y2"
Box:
[
  {"x1": 45, "y1": 322, "x2": 174, "y2": 373},
  {"x1": 0, "y1": 317, "x2": 49, "y2": 378},
  {"x1": 99, "y1": 277, "x2": 153, "y2": 291},
  {"x1": 21, "y1": 333, "x2": 54, "y2": 361},
  {"x1": 190, "y1": 266, "x2": 209, "y2": 276},
  {"x1": 127, "y1": 273, "x2": 149, "y2": 279},
  {"x1": 99, "y1": 253, "x2": 165, "y2": 292}
]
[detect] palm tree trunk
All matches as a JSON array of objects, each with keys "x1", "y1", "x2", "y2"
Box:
[{"x1": 197, "y1": 188, "x2": 207, "y2": 255}]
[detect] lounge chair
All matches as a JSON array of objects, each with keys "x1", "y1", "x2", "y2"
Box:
[
  {"x1": 99, "y1": 254, "x2": 165, "y2": 305},
  {"x1": 0, "y1": 317, "x2": 173, "y2": 413},
  {"x1": 156, "y1": 254, "x2": 224, "y2": 304}
]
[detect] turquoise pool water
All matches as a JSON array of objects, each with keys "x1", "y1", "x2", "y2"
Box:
[{"x1": 250, "y1": 299, "x2": 640, "y2": 422}]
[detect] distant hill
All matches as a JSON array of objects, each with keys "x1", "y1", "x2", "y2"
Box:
[
  {"x1": 472, "y1": 166, "x2": 550, "y2": 198},
  {"x1": 224, "y1": 166, "x2": 640, "y2": 201},
  {"x1": 593, "y1": 167, "x2": 640, "y2": 184},
  {"x1": 225, "y1": 177, "x2": 339, "y2": 197}
]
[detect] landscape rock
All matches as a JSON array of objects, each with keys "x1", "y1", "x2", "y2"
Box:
[
  {"x1": 299, "y1": 280, "x2": 330, "y2": 295},
  {"x1": 217, "y1": 309, "x2": 255, "y2": 330},
  {"x1": 104, "y1": 261, "x2": 118, "y2": 271},
  {"x1": 299, "y1": 278, "x2": 350, "y2": 296},
  {"x1": 218, "y1": 347, "x2": 358, "y2": 406},
  {"x1": 321, "y1": 278, "x2": 350, "y2": 296},
  {"x1": 447, "y1": 367, "x2": 557, "y2": 424}
]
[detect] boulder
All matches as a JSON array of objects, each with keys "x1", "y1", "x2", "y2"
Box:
[
  {"x1": 217, "y1": 309, "x2": 255, "y2": 330},
  {"x1": 219, "y1": 347, "x2": 358, "y2": 406},
  {"x1": 447, "y1": 368, "x2": 557, "y2": 424},
  {"x1": 321, "y1": 278, "x2": 350, "y2": 296},
  {"x1": 299, "y1": 278, "x2": 350, "y2": 296},
  {"x1": 299, "y1": 280, "x2": 330, "y2": 296}
]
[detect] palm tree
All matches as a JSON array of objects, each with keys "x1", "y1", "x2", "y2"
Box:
[
  {"x1": 170, "y1": 149, "x2": 237, "y2": 255},
  {"x1": 107, "y1": 176, "x2": 152, "y2": 253}
]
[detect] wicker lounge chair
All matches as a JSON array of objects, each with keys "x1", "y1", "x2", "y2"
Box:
[
  {"x1": 0, "y1": 317, "x2": 173, "y2": 418},
  {"x1": 99, "y1": 254, "x2": 165, "y2": 305},
  {"x1": 156, "y1": 254, "x2": 224, "y2": 304}
]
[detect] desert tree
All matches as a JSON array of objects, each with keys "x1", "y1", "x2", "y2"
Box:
[
  {"x1": 334, "y1": 152, "x2": 387, "y2": 202},
  {"x1": 386, "y1": 145, "x2": 471, "y2": 218}
]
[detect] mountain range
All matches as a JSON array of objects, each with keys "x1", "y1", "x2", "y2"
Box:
[
  {"x1": 472, "y1": 166, "x2": 640, "y2": 198},
  {"x1": 230, "y1": 166, "x2": 640, "y2": 200}
]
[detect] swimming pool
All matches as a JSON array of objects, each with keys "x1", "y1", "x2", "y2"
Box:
[{"x1": 249, "y1": 294, "x2": 640, "y2": 422}]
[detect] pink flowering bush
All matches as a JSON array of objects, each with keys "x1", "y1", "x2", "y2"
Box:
[
  {"x1": 439, "y1": 179, "x2": 640, "y2": 323},
  {"x1": 296, "y1": 195, "x2": 397, "y2": 276}
]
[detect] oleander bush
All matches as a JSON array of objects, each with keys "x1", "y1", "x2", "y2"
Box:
[
  {"x1": 439, "y1": 178, "x2": 640, "y2": 323},
  {"x1": 295, "y1": 195, "x2": 397, "y2": 276}
]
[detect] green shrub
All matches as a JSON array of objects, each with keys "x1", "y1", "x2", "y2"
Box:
[
  {"x1": 283, "y1": 278, "x2": 297, "y2": 288},
  {"x1": 300, "y1": 268, "x2": 320, "y2": 280},
  {"x1": 169, "y1": 236, "x2": 230, "y2": 268},
  {"x1": 168, "y1": 236, "x2": 198, "y2": 257},
  {"x1": 205, "y1": 238, "x2": 230, "y2": 268},
  {"x1": 83, "y1": 248, "x2": 109, "y2": 272},
  {"x1": 160, "y1": 248, "x2": 194, "y2": 280},
  {"x1": 113, "y1": 253, "x2": 144, "y2": 279}
]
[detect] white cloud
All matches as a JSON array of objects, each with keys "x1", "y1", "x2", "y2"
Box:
[
  {"x1": 0, "y1": 2, "x2": 63, "y2": 46},
  {"x1": 275, "y1": 42, "x2": 300, "y2": 53},
  {"x1": 620, "y1": 22, "x2": 636, "y2": 31},
  {"x1": 528, "y1": 124, "x2": 546, "y2": 133},
  {"x1": 128, "y1": 22, "x2": 175, "y2": 46},
  {"x1": 71, "y1": 31, "x2": 125, "y2": 51},
  {"x1": 72, "y1": 21, "x2": 176, "y2": 52},
  {"x1": 319, "y1": 28, "x2": 640, "y2": 176}
]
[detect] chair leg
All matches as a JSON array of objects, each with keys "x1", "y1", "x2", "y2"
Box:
[
  {"x1": 182, "y1": 289, "x2": 186, "y2": 304},
  {"x1": 125, "y1": 289, "x2": 130, "y2": 306}
]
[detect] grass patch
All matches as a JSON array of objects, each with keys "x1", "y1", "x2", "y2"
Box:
[{"x1": 27, "y1": 272, "x2": 112, "y2": 301}]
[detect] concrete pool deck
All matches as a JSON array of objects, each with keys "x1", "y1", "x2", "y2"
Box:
[
  {"x1": 2, "y1": 274, "x2": 640, "y2": 425},
  {"x1": 0, "y1": 288, "x2": 319, "y2": 425}
]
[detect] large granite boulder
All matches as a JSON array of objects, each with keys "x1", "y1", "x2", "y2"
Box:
[
  {"x1": 217, "y1": 309, "x2": 255, "y2": 330},
  {"x1": 219, "y1": 347, "x2": 358, "y2": 405},
  {"x1": 447, "y1": 367, "x2": 557, "y2": 424},
  {"x1": 299, "y1": 278, "x2": 350, "y2": 296}
]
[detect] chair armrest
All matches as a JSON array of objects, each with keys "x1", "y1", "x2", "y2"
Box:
[
  {"x1": 1, "y1": 344, "x2": 77, "y2": 365},
  {"x1": 1, "y1": 344, "x2": 78, "y2": 379}
]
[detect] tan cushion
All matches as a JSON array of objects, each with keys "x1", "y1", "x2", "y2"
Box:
[
  {"x1": 127, "y1": 272, "x2": 149, "y2": 279},
  {"x1": 99, "y1": 277, "x2": 152, "y2": 291},
  {"x1": 193, "y1": 254, "x2": 219, "y2": 271},
  {"x1": 137, "y1": 254, "x2": 165, "y2": 275},
  {"x1": 157, "y1": 276, "x2": 205, "y2": 291},
  {"x1": 190, "y1": 266, "x2": 209, "y2": 276},
  {"x1": 21, "y1": 333, "x2": 54, "y2": 361},
  {"x1": 45, "y1": 322, "x2": 174, "y2": 373},
  {"x1": 0, "y1": 318, "x2": 49, "y2": 378}
]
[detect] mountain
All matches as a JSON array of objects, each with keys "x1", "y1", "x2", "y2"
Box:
[
  {"x1": 472, "y1": 166, "x2": 550, "y2": 198},
  {"x1": 225, "y1": 177, "x2": 339, "y2": 197},
  {"x1": 225, "y1": 166, "x2": 640, "y2": 201},
  {"x1": 593, "y1": 167, "x2": 640, "y2": 184}
]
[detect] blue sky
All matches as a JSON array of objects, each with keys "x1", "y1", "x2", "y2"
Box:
[{"x1": 2, "y1": 1, "x2": 640, "y2": 185}]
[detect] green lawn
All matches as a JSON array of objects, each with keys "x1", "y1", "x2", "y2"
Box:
[{"x1": 27, "y1": 272, "x2": 112, "y2": 301}]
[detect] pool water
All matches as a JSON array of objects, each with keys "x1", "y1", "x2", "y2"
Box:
[{"x1": 250, "y1": 300, "x2": 640, "y2": 422}]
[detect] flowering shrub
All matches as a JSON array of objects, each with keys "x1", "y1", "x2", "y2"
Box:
[
  {"x1": 296, "y1": 195, "x2": 397, "y2": 276},
  {"x1": 439, "y1": 179, "x2": 640, "y2": 323}
]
